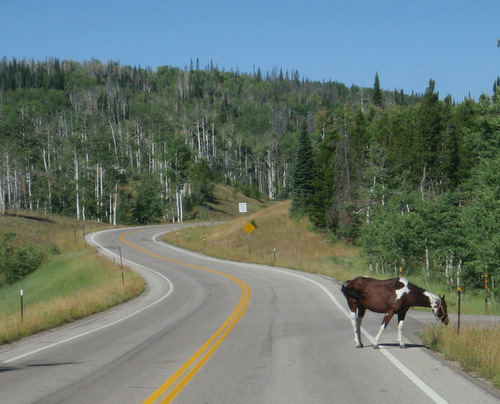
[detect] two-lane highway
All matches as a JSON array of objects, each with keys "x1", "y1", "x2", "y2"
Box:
[{"x1": 0, "y1": 225, "x2": 498, "y2": 403}]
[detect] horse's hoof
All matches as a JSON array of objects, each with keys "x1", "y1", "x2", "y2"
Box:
[
  {"x1": 400, "y1": 344, "x2": 407, "y2": 349},
  {"x1": 356, "y1": 344, "x2": 363, "y2": 349},
  {"x1": 373, "y1": 344, "x2": 379, "y2": 350}
]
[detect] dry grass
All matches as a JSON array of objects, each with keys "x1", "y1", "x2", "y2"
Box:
[
  {"x1": 422, "y1": 323, "x2": 500, "y2": 389},
  {"x1": 166, "y1": 200, "x2": 365, "y2": 281},
  {"x1": 0, "y1": 273, "x2": 144, "y2": 344},
  {"x1": 0, "y1": 211, "x2": 108, "y2": 251}
]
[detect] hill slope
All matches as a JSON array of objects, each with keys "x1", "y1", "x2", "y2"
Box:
[{"x1": 166, "y1": 198, "x2": 364, "y2": 280}]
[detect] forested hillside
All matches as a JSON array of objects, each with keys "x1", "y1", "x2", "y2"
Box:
[{"x1": 1, "y1": 57, "x2": 500, "y2": 290}]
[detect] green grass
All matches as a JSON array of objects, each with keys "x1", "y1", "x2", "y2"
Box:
[{"x1": 0, "y1": 250, "x2": 130, "y2": 315}]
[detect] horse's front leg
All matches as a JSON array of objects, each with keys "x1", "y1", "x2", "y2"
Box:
[
  {"x1": 373, "y1": 311, "x2": 394, "y2": 349},
  {"x1": 397, "y1": 311, "x2": 408, "y2": 349}
]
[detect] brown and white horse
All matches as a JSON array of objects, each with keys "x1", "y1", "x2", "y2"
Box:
[{"x1": 341, "y1": 276, "x2": 449, "y2": 349}]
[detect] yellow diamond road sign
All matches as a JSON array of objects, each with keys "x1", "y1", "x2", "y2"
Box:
[{"x1": 244, "y1": 222, "x2": 256, "y2": 234}]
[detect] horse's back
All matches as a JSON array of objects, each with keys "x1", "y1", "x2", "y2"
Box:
[
  {"x1": 344, "y1": 276, "x2": 404, "y2": 313},
  {"x1": 347, "y1": 276, "x2": 401, "y2": 290}
]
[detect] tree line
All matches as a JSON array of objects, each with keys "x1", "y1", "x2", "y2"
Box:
[
  {"x1": 293, "y1": 74, "x2": 500, "y2": 291},
  {"x1": 1, "y1": 58, "x2": 499, "y2": 290}
]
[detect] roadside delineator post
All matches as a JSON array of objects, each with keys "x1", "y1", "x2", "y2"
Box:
[
  {"x1": 20, "y1": 289, "x2": 24, "y2": 322},
  {"x1": 457, "y1": 286, "x2": 462, "y2": 334},
  {"x1": 485, "y1": 273, "x2": 489, "y2": 315},
  {"x1": 119, "y1": 246, "x2": 124, "y2": 285}
]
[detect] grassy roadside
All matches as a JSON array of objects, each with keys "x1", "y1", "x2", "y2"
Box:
[
  {"x1": 165, "y1": 199, "x2": 500, "y2": 391},
  {"x1": 165, "y1": 200, "x2": 366, "y2": 281},
  {"x1": 0, "y1": 212, "x2": 145, "y2": 345},
  {"x1": 421, "y1": 324, "x2": 500, "y2": 389},
  {"x1": 165, "y1": 199, "x2": 498, "y2": 315}
]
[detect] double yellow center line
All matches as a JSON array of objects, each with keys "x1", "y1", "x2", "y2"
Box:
[{"x1": 119, "y1": 231, "x2": 251, "y2": 403}]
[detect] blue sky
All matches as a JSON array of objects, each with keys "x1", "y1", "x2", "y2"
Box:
[{"x1": 3, "y1": 1, "x2": 499, "y2": 101}]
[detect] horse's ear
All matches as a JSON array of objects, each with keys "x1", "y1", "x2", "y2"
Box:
[{"x1": 442, "y1": 294, "x2": 446, "y2": 301}]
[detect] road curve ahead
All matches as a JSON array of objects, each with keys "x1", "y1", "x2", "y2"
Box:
[{"x1": 0, "y1": 225, "x2": 498, "y2": 404}]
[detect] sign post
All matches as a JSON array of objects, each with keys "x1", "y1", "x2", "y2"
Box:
[
  {"x1": 244, "y1": 221, "x2": 256, "y2": 254},
  {"x1": 457, "y1": 286, "x2": 462, "y2": 334},
  {"x1": 119, "y1": 246, "x2": 124, "y2": 285}
]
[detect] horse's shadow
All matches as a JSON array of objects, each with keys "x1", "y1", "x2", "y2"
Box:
[{"x1": 371, "y1": 342, "x2": 427, "y2": 349}]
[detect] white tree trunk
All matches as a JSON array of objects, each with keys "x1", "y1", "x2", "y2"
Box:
[{"x1": 75, "y1": 154, "x2": 80, "y2": 220}]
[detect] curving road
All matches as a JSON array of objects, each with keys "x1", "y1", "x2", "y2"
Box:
[{"x1": 0, "y1": 224, "x2": 498, "y2": 403}]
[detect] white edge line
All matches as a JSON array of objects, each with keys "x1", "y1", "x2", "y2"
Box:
[
  {"x1": 267, "y1": 268, "x2": 448, "y2": 404},
  {"x1": 1, "y1": 229, "x2": 174, "y2": 364}
]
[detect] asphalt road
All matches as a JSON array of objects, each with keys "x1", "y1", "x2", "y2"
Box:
[{"x1": 0, "y1": 224, "x2": 498, "y2": 403}]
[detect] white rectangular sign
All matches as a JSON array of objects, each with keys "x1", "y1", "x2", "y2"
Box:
[{"x1": 239, "y1": 203, "x2": 247, "y2": 213}]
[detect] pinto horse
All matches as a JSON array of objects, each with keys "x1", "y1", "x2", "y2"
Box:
[{"x1": 341, "y1": 276, "x2": 449, "y2": 349}]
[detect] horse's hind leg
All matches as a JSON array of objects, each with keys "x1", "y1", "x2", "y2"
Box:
[
  {"x1": 348, "y1": 301, "x2": 363, "y2": 348},
  {"x1": 355, "y1": 307, "x2": 366, "y2": 348}
]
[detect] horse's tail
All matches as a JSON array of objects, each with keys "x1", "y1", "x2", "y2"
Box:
[{"x1": 341, "y1": 281, "x2": 364, "y2": 301}]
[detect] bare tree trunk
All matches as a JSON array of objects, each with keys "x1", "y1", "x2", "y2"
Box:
[
  {"x1": 425, "y1": 240, "x2": 430, "y2": 277},
  {"x1": 0, "y1": 174, "x2": 4, "y2": 212},
  {"x1": 420, "y1": 164, "x2": 426, "y2": 201},
  {"x1": 113, "y1": 182, "x2": 118, "y2": 225},
  {"x1": 176, "y1": 186, "x2": 184, "y2": 223},
  {"x1": 108, "y1": 120, "x2": 118, "y2": 161},
  {"x1": 42, "y1": 149, "x2": 52, "y2": 211},
  {"x1": 75, "y1": 153, "x2": 80, "y2": 220},
  {"x1": 27, "y1": 172, "x2": 33, "y2": 210},
  {"x1": 266, "y1": 144, "x2": 277, "y2": 199},
  {"x1": 6, "y1": 153, "x2": 12, "y2": 210}
]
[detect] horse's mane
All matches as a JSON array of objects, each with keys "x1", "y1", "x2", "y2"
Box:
[{"x1": 408, "y1": 282, "x2": 427, "y2": 294}]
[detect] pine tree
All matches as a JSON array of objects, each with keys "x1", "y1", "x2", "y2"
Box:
[
  {"x1": 291, "y1": 123, "x2": 315, "y2": 215},
  {"x1": 373, "y1": 72, "x2": 383, "y2": 107},
  {"x1": 493, "y1": 76, "x2": 500, "y2": 102},
  {"x1": 414, "y1": 79, "x2": 443, "y2": 197}
]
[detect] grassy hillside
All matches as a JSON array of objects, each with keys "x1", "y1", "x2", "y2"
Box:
[
  {"x1": 190, "y1": 184, "x2": 270, "y2": 221},
  {"x1": 167, "y1": 198, "x2": 366, "y2": 281},
  {"x1": 0, "y1": 212, "x2": 145, "y2": 344}
]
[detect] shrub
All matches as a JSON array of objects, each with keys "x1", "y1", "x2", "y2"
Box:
[
  {"x1": 0, "y1": 233, "x2": 46, "y2": 285},
  {"x1": 4, "y1": 245, "x2": 45, "y2": 284}
]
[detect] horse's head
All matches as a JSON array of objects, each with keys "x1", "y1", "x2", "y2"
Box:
[{"x1": 435, "y1": 295, "x2": 449, "y2": 325}]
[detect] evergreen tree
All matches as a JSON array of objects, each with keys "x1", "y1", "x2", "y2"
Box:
[
  {"x1": 291, "y1": 123, "x2": 315, "y2": 215},
  {"x1": 132, "y1": 174, "x2": 163, "y2": 224},
  {"x1": 309, "y1": 131, "x2": 335, "y2": 229},
  {"x1": 410, "y1": 79, "x2": 443, "y2": 195},
  {"x1": 493, "y1": 76, "x2": 500, "y2": 102},
  {"x1": 373, "y1": 73, "x2": 383, "y2": 107}
]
